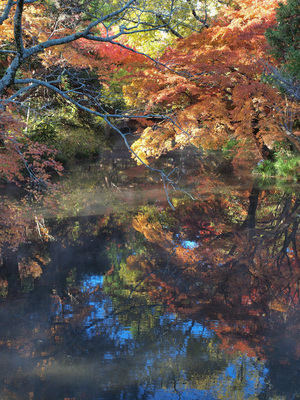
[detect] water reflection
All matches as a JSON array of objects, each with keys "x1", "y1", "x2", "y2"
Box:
[{"x1": 0, "y1": 154, "x2": 299, "y2": 399}]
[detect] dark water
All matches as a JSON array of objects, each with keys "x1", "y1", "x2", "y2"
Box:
[{"x1": 0, "y1": 148, "x2": 300, "y2": 400}]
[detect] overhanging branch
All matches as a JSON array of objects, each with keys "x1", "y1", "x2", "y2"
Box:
[{"x1": 9, "y1": 77, "x2": 196, "y2": 209}]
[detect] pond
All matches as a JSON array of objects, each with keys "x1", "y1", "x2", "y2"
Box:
[{"x1": 0, "y1": 142, "x2": 299, "y2": 400}]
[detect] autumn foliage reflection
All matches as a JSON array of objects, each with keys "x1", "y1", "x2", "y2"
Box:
[{"x1": 104, "y1": 183, "x2": 300, "y2": 360}]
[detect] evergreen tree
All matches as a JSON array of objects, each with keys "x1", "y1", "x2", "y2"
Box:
[{"x1": 265, "y1": 0, "x2": 300, "y2": 78}]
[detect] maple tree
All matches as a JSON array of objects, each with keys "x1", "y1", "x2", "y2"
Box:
[
  {"x1": 1, "y1": 0, "x2": 208, "y2": 213},
  {"x1": 125, "y1": 0, "x2": 300, "y2": 172},
  {"x1": 0, "y1": 0, "x2": 299, "y2": 198}
]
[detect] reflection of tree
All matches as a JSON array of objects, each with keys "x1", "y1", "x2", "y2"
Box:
[
  {"x1": 110, "y1": 183, "x2": 300, "y2": 367},
  {"x1": 92, "y1": 183, "x2": 300, "y2": 398},
  {"x1": 0, "y1": 244, "x2": 239, "y2": 400},
  {"x1": 0, "y1": 196, "x2": 51, "y2": 298},
  {"x1": 1, "y1": 168, "x2": 300, "y2": 398},
  {"x1": 227, "y1": 186, "x2": 300, "y2": 311},
  {"x1": 98, "y1": 187, "x2": 300, "y2": 398}
]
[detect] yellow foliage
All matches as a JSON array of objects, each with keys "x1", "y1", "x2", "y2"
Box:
[{"x1": 131, "y1": 125, "x2": 175, "y2": 165}]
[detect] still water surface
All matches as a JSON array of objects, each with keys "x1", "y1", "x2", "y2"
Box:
[{"x1": 0, "y1": 149, "x2": 299, "y2": 399}]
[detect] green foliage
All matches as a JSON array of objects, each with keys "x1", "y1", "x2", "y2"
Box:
[
  {"x1": 27, "y1": 103, "x2": 112, "y2": 162},
  {"x1": 265, "y1": 0, "x2": 300, "y2": 78},
  {"x1": 275, "y1": 151, "x2": 300, "y2": 179},
  {"x1": 29, "y1": 119, "x2": 58, "y2": 144},
  {"x1": 254, "y1": 150, "x2": 300, "y2": 180},
  {"x1": 254, "y1": 159, "x2": 277, "y2": 177},
  {"x1": 221, "y1": 137, "x2": 240, "y2": 159},
  {"x1": 122, "y1": 0, "x2": 227, "y2": 56},
  {"x1": 119, "y1": 260, "x2": 144, "y2": 286},
  {"x1": 25, "y1": 64, "x2": 126, "y2": 162}
]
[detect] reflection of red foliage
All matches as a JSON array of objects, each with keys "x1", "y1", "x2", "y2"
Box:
[
  {"x1": 124, "y1": 185, "x2": 300, "y2": 359},
  {"x1": 218, "y1": 337, "x2": 264, "y2": 359}
]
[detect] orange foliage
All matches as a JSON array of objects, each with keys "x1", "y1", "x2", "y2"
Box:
[
  {"x1": 0, "y1": 1, "x2": 50, "y2": 45},
  {"x1": 125, "y1": 0, "x2": 297, "y2": 165}
]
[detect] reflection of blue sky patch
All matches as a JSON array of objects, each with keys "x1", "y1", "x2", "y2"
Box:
[
  {"x1": 80, "y1": 275, "x2": 133, "y2": 342},
  {"x1": 182, "y1": 240, "x2": 198, "y2": 249},
  {"x1": 159, "y1": 313, "x2": 177, "y2": 324},
  {"x1": 103, "y1": 352, "x2": 114, "y2": 360},
  {"x1": 81, "y1": 274, "x2": 103, "y2": 291},
  {"x1": 190, "y1": 322, "x2": 214, "y2": 338},
  {"x1": 160, "y1": 315, "x2": 215, "y2": 339},
  {"x1": 174, "y1": 234, "x2": 198, "y2": 249},
  {"x1": 63, "y1": 304, "x2": 73, "y2": 318},
  {"x1": 117, "y1": 327, "x2": 132, "y2": 340}
]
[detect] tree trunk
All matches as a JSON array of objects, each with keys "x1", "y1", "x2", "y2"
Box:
[{"x1": 251, "y1": 108, "x2": 274, "y2": 160}]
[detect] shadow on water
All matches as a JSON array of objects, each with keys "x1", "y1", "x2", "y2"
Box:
[{"x1": 0, "y1": 145, "x2": 299, "y2": 399}]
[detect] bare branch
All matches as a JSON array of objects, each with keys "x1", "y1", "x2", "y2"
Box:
[
  {"x1": 186, "y1": 0, "x2": 209, "y2": 28},
  {"x1": 155, "y1": 12, "x2": 183, "y2": 38},
  {"x1": 0, "y1": 49, "x2": 17, "y2": 54},
  {"x1": 266, "y1": 65, "x2": 300, "y2": 102},
  {"x1": 0, "y1": 0, "x2": 14, "y2": 25},
  {"x1": 8, "y1": 76, "x2": 196, "y2": 208},
  {"x1": 0, "y1": 0, "x2": 138, "y2": 94}
]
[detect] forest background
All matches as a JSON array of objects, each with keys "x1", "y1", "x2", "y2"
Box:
[
  {"x1": 0, "y1": 0, "x2": 299, "y2": 204},
  {"x1": 0, "y1": 0, "x2": 299, "y2": 365}
]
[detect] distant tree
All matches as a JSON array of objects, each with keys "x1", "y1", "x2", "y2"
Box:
[
  {"x1": 265, "y1": 0, "x2": 300, "y2": 101},
  {"x1": 266, "y1": 0, "x2": 300, "y2": 78}
]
